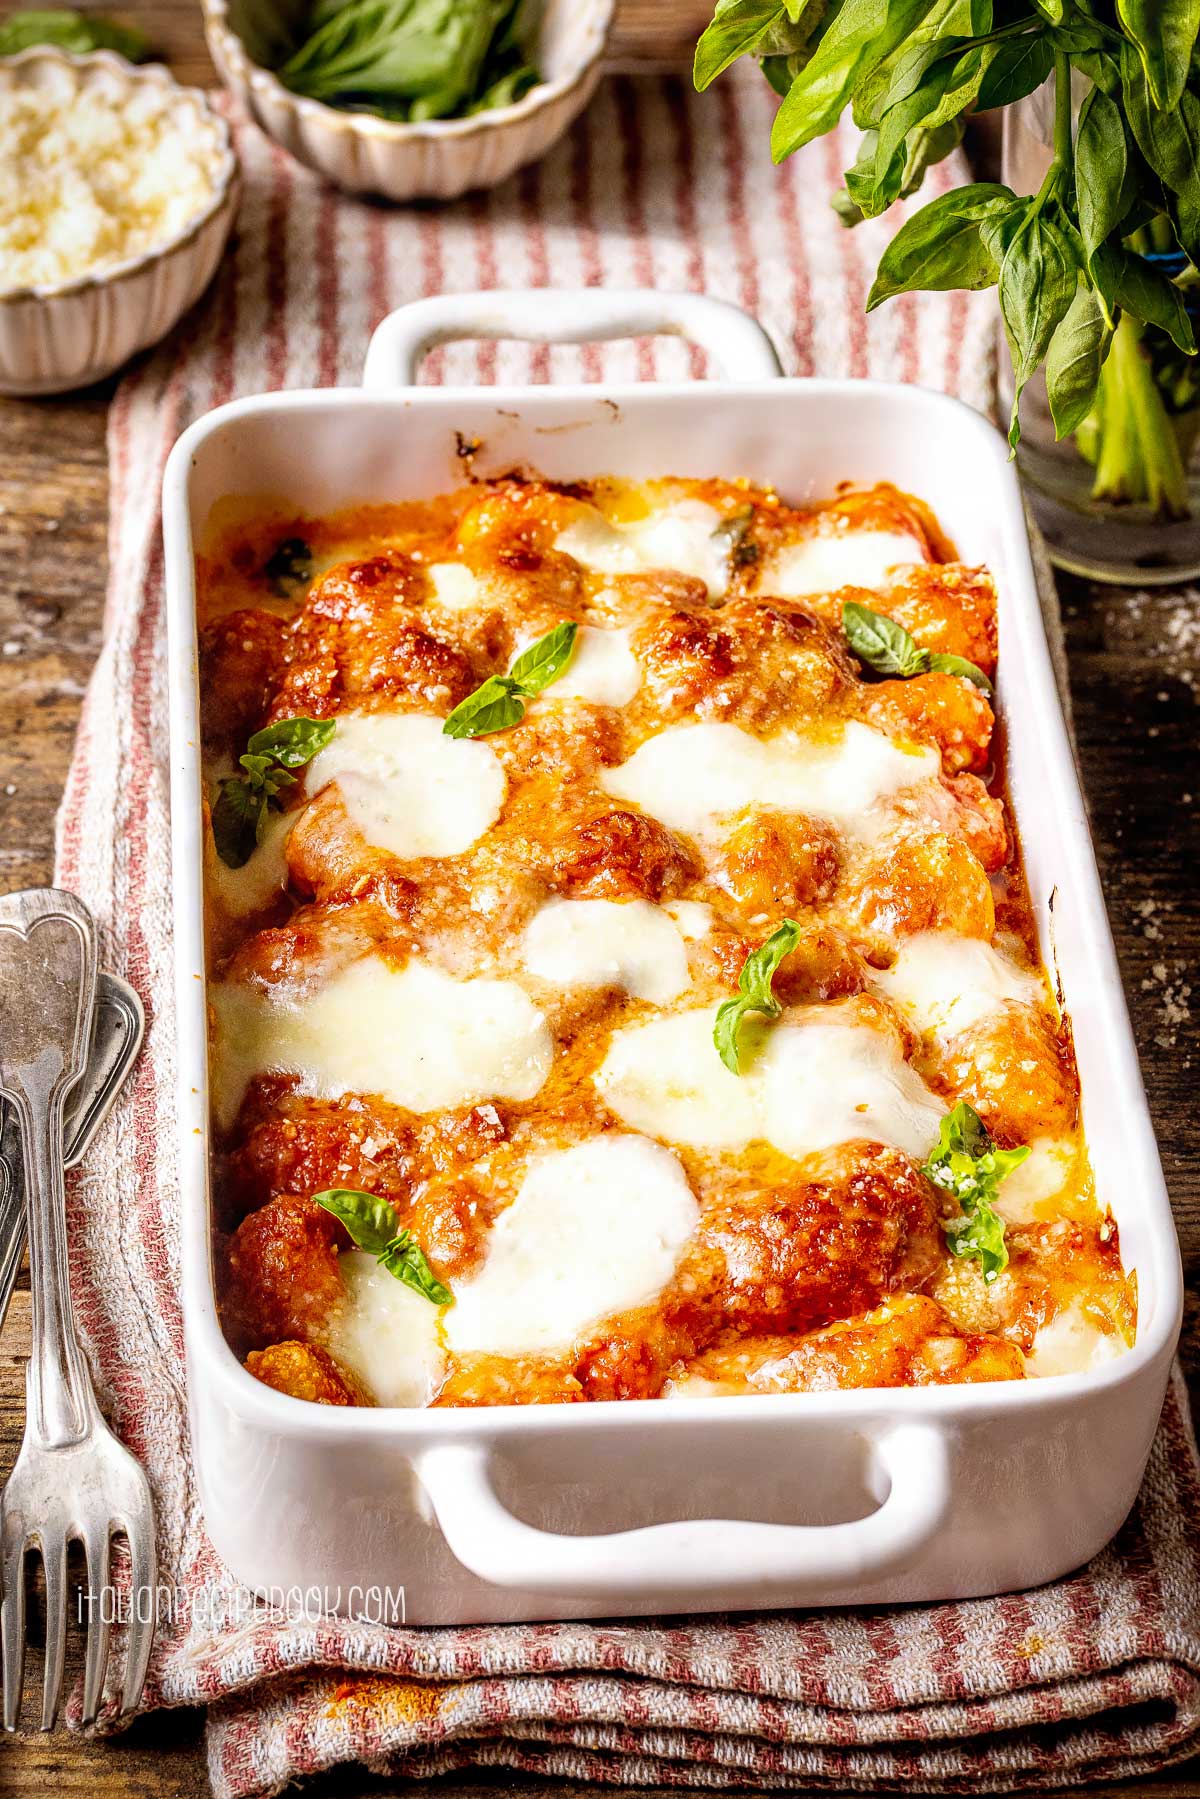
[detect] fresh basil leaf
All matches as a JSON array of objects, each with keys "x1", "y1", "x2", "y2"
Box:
[
  {"x1": 247, "y1": 715, "x2": 337, "y2": 770},
  {"x1": 443, "y1": 674, "x2": 525, "y2": 739},
  {"x1": 761, "y1": 50, "x2": 797, "y2": 93},
  {"x1": 211, "y1": 716, "x2": 334, "y2": 865},
  {"x1": 445, "y1": 623, "x2": 579, "y2": 738},
  {"x1": 313, "y1": 1189, "x2": 453, "y2": 1305},
  {"x1": 378, "y1": 1227, "x2": 454, "y2": 1305},
  {"x1": 695, "y1": 0, "x2": 788, "y2": 88},
  {"x1": 212, "y1": 777, "x2": 269, "y2": 870},
  {"x1": 263, "y1": 536, "x2": 314, "y2": 596},
  {"x1": 313, "y1": 1187, "x2": 402, "y2": 1255},
  {"x1": 927, "y1": 651, "x2": 994, "y2": 692},
  {"x1": 508, "y1": 620, "x2": 578, "y2": 693},
  {"x1": 841, "y1": 130, "x2": 882, "y2": 214},
  {"x1": 998, "y1": 201, "x2": 1081, "y2": 448},
  {"x1": 843, "y1": 600, "x2": 991, "y2": 689},
  {"x1": 934, "y1": 1098, "x2": 991, "y2": 1159},
  {"x1": 863, "y1": 39, "x2": 991, "y2": 214},
  {"x1": 885, "y1": 115, "x2": 967, "y2": 212},
  {"x1": 236, "y1": 753, "x2": 296, "y2": 808},
  {"x1": 771, "y1": 0, "x2": 934, "y2": 163},
  {"x1": 490, "y1": 0, "x2": 540, "y2": 58},
  {"x1": 922, "y1": 1100, "x2": 1028, "y2": 1283},
  {"x1": 1121, "y1": 42, "x2": 1200, "y2": 227},
  {"x1": 0, "y1": 8, "x2": 149, "y2": 58},
  {"x1": 1118, "y1": 0, "x2": 1200, "y2": 110},
  {"x1": 842, "y1": 600, "x2": 928, "y2": 676},
  {"x1": 280, "y1": 0, "x2": 523, "y2": 119},
  {"x1": 1074, "y1": 87, "x2": 1128, "y2": 261},
  {"x1": 942, "y1": 1191, "x2": 1010, "y2": 1278},
  {"x1": 467, "y1": 61, "x2": 538, "y2": 111},
  {"x1": 714, "y1": 917, "x2": 802, "y2": 1073},
  {"x1": 1067, "y1": 43, "x2": 1122, "y2": 95},
  {"x1": 1045, "y1": 279, "x2": 1113, "y2": 439},
  {"x1": 866, "y1": 182, "x2": 1017, "y2": 307},
  {"x1": 1091, "y1": 242, "x2": 1197, "y2": 354},
  {"x1": 974, "y1": 30, "x2": 1053, "y2": 109},
  {"x1": 1165, "y1": 191, "x2": 1200, "y2": 268}
]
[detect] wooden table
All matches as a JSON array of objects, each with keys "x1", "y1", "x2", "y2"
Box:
[{"x1": 1, "y1": 2, "x2": 1198, "y2": 1794}]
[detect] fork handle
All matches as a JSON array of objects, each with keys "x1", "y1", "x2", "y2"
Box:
[
  {"x1": 17, "y1": 1093, "x2": 96, "y2": 1447},
  {"x1": 0, "y1": 890, "x2": 99, "y2": 1448}
]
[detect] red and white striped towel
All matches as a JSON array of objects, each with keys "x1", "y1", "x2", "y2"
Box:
[{"x1": 53, "y1": 70, "x2": 1200, "y2": 1798}]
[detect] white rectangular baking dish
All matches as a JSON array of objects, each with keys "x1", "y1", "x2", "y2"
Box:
[{"x1": 163, "y1": 289, "x2": 1183, "y2": 1625}]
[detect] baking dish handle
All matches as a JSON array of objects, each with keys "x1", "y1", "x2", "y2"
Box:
[
  {"x1": 417, "y1": 1423, "x2": 950, "y2": 1600},
  {"x1": 362, "y1": 289, "x2": 783, "y2": 390}
]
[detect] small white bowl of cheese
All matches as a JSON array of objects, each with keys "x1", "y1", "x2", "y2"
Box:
[{"x1": 0, "y1": 47, "x2": 239, "y2": 395}]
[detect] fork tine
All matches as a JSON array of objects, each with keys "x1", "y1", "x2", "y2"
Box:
[
  {"x1": 39, "y1": 1535, "x2": 68, "y2": 1732},
  {"x1": 80, "y1": 1525, "x2": 111, "y2": 1728},
  {"x1": 118, "y1": 1517, "x2": 156, "y2": 1717},
  {"x1": 1, "y1": 1525, "x2": 27, "y2": 1732}
]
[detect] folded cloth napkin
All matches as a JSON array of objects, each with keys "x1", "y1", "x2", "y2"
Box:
[{"x1": 54, "y1": 67, "x2": 1200, "y2": 1798}]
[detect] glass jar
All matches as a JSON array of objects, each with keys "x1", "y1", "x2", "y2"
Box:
[{"x1": 1002, "y1": 82, "x2": 1200, "y2": 584}]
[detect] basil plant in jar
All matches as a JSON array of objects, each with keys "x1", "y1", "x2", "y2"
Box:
[{"x1": 695, "y1": 0, "x2": 1200, "y2": 582}]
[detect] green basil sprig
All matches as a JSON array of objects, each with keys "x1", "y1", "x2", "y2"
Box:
[
  {"x1": 212, "y1": 717, "x2": 335, "y2": 869},
  {"x1": 694, "y1": 0, "x2": 1200, "y2": 489},
  {"x1": 313, "y1": 1189, "x2": 452, "y2": 1306},
  {"x1": 842, "y1": 600, "x2": 992, "y2": 693},
  {"x1": 277, "y1": 0, "x2": 540, "y2": 124},
  {"x1": 922, "y1": 1101, "x2": 1029, "y2": 1283},
  {"x1": 714, "y1": 918, "x2": 801, "y2": 1073},
  {"x1": 0, "y1": 8, "x2": 149, "y2": 58},
  {"x1": 443, "y1": 622, "x2": 578, "y2": 739}
]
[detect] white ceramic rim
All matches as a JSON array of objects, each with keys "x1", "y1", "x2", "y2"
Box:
[
  {"x1": 0, "y1": 46, "x2": 239, "y2": 305},
  {"x1": 162, "y1": 299, "x2": 1184, "y2": 1457},
  {"x1": 202, "y1": 0, "x2": 616, "y2": 143}
]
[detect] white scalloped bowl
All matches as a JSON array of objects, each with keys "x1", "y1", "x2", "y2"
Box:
[
  {"x1": 202, "y1": 0, "x2": 614, "y2": 202},
  {"x1": 0, "y1": 48, "x2": 239, "y2": 397}
]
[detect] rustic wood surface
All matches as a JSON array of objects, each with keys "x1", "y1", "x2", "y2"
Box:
[{"x1": 0, "y1": 0, "x2": 1198, "y2": 1794}]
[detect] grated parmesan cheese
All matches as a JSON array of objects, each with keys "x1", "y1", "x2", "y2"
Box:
[{"x1": 0, "y1": 82, "x2": 223, "y2": 294}]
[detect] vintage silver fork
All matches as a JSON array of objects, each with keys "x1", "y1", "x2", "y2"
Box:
[{"x1": 0, "y1": 889, "x2": 157, "y2": 1731}]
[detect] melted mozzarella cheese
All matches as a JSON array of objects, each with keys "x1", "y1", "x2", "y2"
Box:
[
  {"x1": 208, "y1": 954, "x2": 552, "y2": 1130},
  {"x1": 445, "y1": 1134, "x2": 699, "y2": 1356},
  {"x1": 601, "y1": 721, "x2": 939, "y2": 842},
  {"x1": 326, "y1": 1250, "x2": 444, "y2": 1406},
  {"x1": 1025, "y1": 1298, "x2": 1127, "y2": 1377},
  {"x1": 519, "y1": 898, "x2": 690, "y2": 1004},
  {"x1": 663, "y1": 899, "x2": 713, "y2": 939},
  {"x1": 596, "y1": 1008, "x2": 944, "y2": 1160},
  {"x1": 874, "y1": 932, "x2": 1045, "y2": 1040},
  {"x1": 555, "y1": 499, "x2": 731, "y2": 598},
  {"x1": 207, "y1": 808, "x2": 292, "y2": 918},
  {"x1": 427, "y1": 562, "x2": 479, "y2": 609},
  {"x1": 538, "y1": 624, "x2": 642, "y2": 707},
  {"x1": 305, "y1": 712, "x2": 505, "y2": 859},
  {"x1": 759, "y1": 528, "x2": 926, "y2": 597},
  {"x1": 995, "y1": 1136, "x2": 1079, "y2": 1224}
]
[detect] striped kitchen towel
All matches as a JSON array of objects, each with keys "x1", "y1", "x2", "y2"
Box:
[{"x1": 53, "y1": 65, "x2": 1200, "y2": 1798}]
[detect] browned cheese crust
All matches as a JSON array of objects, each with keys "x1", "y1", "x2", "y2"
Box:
[{"x1": 198, "y1": 476, "x2": 1133, "y2": 1406}]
